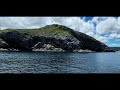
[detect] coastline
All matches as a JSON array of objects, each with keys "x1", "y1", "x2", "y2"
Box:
[
  {"x1": 0, "y1": 48, "x2": 19, "y2": 51},
  {"x1": 0, "y1": 48, "x2": 95, "y2": 52},
  {"x1": 0, "y1": 48, "x2": 9, "y2": 51}
]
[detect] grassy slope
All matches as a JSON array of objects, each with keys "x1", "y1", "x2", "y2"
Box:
[{"x1": 0, "y1": 24, "x2": 71, "y2": 37}]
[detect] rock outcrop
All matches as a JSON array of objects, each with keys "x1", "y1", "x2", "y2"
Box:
[
  {"x1": 0, "y1": 38, "x2": 9, "y2": 49},
  {"x1": 0, "y1": 24, "x2": 115, "y2": 52}
]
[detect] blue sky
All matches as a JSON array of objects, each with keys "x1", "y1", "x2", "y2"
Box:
[
  {"x1": 80, "y1": 16, "x2": 93, "y2": 21},
  {"x1": 0, "y1": 17, "x2": 120, "y2": 47}
]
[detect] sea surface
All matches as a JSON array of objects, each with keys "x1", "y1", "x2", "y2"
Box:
[{"x1": 0, "y1": 51, "x2": 119, "y2": 73}]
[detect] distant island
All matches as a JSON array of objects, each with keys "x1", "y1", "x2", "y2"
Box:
[
  {"x1": 0, "y1": 24, "x2": 115, "y2": 52},
  {"x1": 110, "y1": 47, "x2": 120, "y2": 51}
]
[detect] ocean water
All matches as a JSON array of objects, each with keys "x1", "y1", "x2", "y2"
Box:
[{"x1": 0, "y1": 51, "x2": 119, "y2": 73}]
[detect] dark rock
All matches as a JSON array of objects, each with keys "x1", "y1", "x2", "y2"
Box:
[
  {"x1": 0, "y1": 38, "x2": 9, "y2": 49},
  {"x1": 0, "y1": 31, "x2": 32, "y2": 51}
]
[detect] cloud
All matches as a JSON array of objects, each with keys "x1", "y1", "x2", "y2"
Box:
[
  {"x1": 109, "y1": 33, "x2": 120, "y2": 39},
  {"x1": 90, "y1": 17, "x2": 120, "y2": 45},
  {"x1": 95, "y1": 17, "x2": 120, "y2": 34},
  {"x1": 0, "y1": 17, "x2": 54, "y2": 29},
  {"x1": 94, "y1": 34, "x2": 109, "y2": 42},
  {"x1": 85, "y1": 31, "x2": 109, "y2": 43},
  {"x1": 91, "y1": 17, "x2": 108, "y2": 24}
]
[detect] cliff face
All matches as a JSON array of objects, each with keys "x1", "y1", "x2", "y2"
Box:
[
  {"x1": 0, "y1": 24, "x2": 114, "y2": 52},
  {"x1": 0, "y1": 38, "x2": 9, "y2": 49}
]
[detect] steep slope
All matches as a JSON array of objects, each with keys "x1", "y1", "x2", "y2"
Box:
[{"x1": 0, "y1": 24, "x2": 114, "y2": 52}]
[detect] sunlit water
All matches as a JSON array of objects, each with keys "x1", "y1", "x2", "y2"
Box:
[{"x1": 0, "y1": 51, "x2": 120, "y2": 73}]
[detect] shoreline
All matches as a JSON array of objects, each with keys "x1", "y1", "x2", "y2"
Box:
[
  {"x1": 0, "y1": 48, "x2": 115, "y2": 52},
  {"x1": 0, "y1": 48, "x2": 96, "y2": 52}
]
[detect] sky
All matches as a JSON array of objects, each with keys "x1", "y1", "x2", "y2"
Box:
[{"x1": 0, "y1": 17, "x2": 120, "y2": 47}]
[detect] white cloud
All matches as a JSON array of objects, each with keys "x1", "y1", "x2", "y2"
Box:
[
  {"x1": 0, "y1": 17, "x2": 54, "y2": 29},
  {"x1": 91, "y1": 17, "x2": 108, "y2": 24},
  {"x1": 94, "y1": 35, "x2": 109, "y2": 42},
  {"x1": 86, "y1": 31, "x2": 109, "y2": 43},
  {"x1": 96, "y1": 17, "x2": 120, "y2": 34},
  {"x1": 86, "y1": 31, "x2": 95, "y2": 37},
  {"x1": 109, "y1": 33, "x2": 120, "y2": 39}
]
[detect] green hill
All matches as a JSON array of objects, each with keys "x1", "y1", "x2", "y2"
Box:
[
  {"x1": 0, "y1": 24, "x2": 70, "y2": 36},
  {"x1": 0, "y1": 24, "x2": 114, "y2": 52}
]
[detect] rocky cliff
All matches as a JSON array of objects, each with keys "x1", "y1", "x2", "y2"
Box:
[{"x1": 0, "y1": 24, "x2": 114, "y2": 52}]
